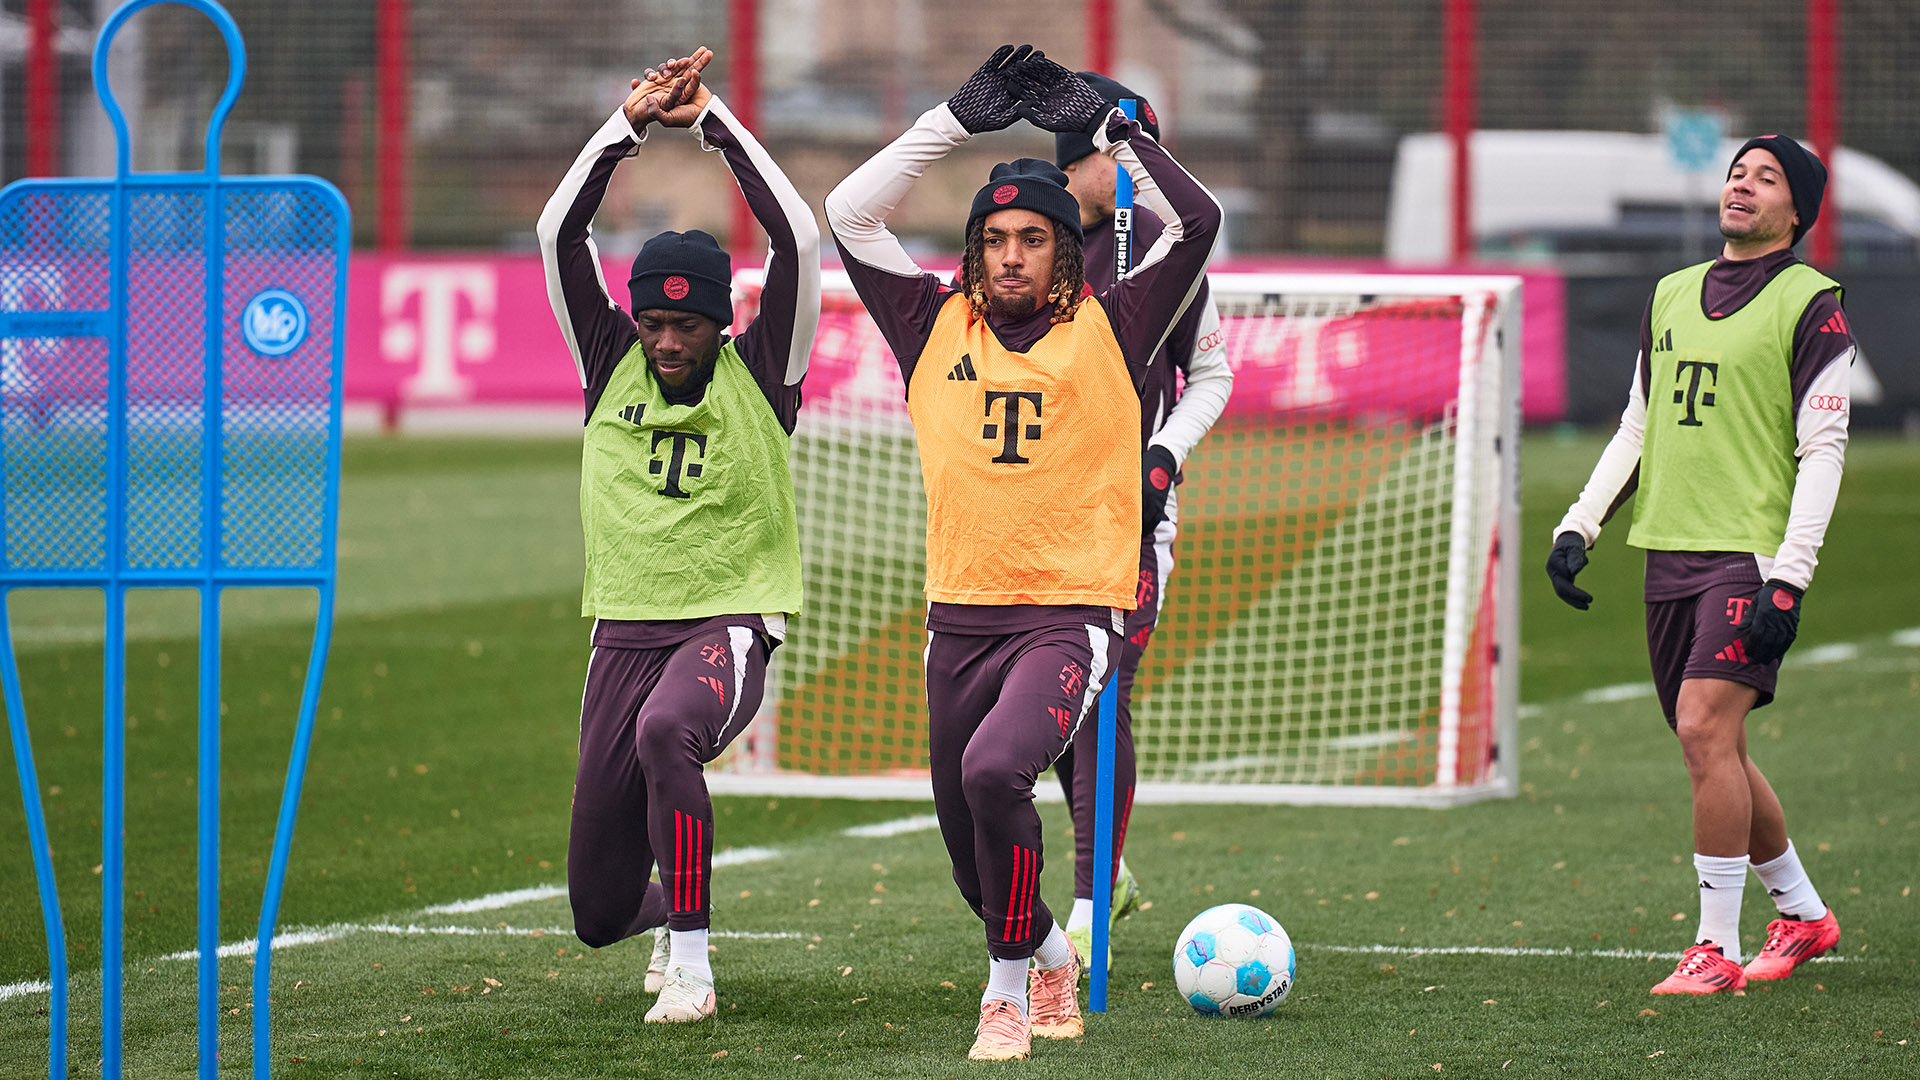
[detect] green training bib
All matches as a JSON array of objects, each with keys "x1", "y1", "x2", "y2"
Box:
[
  {"x1": 579, "y1": 340, "x2": 802, "y2": 620},
  {"x1": 1628, "y1": 259, "x2": 1839, "y2": 554}
]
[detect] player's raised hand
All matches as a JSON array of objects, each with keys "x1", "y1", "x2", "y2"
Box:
[
  {"x1": 1736, "y1": 579, "x2": 1804, "y2": 665},
  {"x1": 1545, "y1": 531, "x2": 1593, "y2": 610},
  {"x1": 946, "y1": 44, "x2": 1033, "y2": 134},
  {"x1": 1006, "y1": 50, "x2": 1109, "y2": 135},
  {"x1": 625, "y1": 47, "x2": 714, "y2": 130}
]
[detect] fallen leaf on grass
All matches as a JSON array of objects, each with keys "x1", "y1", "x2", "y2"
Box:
[
  {"x1": 1140, "y1": 982, "x2": 1154, "y2": 991},
  {"x1": 483, "y1": 978, "x2": 501, "y2": 988},
  {"x1": 1639, "y1": 1009, "x2": 1658, "y2": 1016},
  {"x1": 940, "y1": 981, "x2": 956, "y2": 988},
  {"x1": 1647, "y1": 1050, "x2": 1665, "y2": 1058},
  {"x1": 840, "y1": 966, "x2": 853, "y2": 977},
  {"x1": 711, "y1": 1051, "x2": 727, "y2": 1059}
]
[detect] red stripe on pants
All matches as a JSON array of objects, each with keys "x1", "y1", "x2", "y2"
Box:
[
  {"x1": 672, "y1": 811, "x2": 684, "y2": 912},
  {"x1": 1002, "y1": 847, "x2": 1024, "y2": 942},
  {"x1": 692, "y1": 818, "x2": 705, "y2": 912}
]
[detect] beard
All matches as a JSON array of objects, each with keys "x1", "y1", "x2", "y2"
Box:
[
  {"x1": 984, "y1": 290, "x2": 1042, "y2": 320},
  {"x1": 652, "y1": 343, "x2": 723, "y2": 400}
]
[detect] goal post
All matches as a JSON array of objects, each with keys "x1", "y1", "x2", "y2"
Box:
[{"x1": 712, "y1": 270, "x2": 1521, "y2": 808}]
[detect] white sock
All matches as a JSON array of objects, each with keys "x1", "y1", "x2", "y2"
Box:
[
  {"x1": 1065, "y1": 898, "x2": 1095, "y2": 933},
  {"x1": 1752, "y1": 841, "x2": 1828, "y2": 921},
  {"x1": 669, "y1": 928, "x2": 712, "y2": 981},
  {"x1": 1693, "y1": 853, "x2": 1749, "y2": 963},
  {"x1": 1033, "y1": 924, "x2": 1074, "y2": 971},
  {"x1": 981, "y1": 955, "x2": 1028, "y2": 1015}
]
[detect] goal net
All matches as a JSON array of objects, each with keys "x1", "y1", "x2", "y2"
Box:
[{"x1": 713, "y1": 270, "x2": 1520, "y2": 807}]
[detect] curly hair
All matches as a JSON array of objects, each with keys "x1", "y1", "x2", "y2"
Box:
[{"x1": 958, "y1": 217, "x2": 1086, "y2": 324}]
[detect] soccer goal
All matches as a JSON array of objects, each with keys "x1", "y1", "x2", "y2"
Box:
[{"x1": 712, "y1": 270, "x2": 1521, "y2": 807}]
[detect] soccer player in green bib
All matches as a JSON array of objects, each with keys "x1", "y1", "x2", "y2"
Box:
[
  {"x1": 1546, "y1": 134, "x2": 1855, "y2": 995},
  {"x1": 536, "y1": 49, "x2": 819, "y2": 1023}
]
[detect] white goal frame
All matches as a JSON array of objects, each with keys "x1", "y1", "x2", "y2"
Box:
[{"x1": 711, "y1": 270, "x2": 1523, "y2": 807}]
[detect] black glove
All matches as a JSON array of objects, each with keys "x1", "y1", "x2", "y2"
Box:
[
  {"x1": 1006, "y1": 50, "x2": 1109, "y2": 134},
  {"x1": 1736, "y1": 579, "x2": 1804, "y2": 665},
  {"x1": 1142, "y1": 445, "x2": 1177, "y2": 533},
  {"x1": 1545, "y1": 531, "x2": 1592, "y2": 610},
  {"x1": 946, "y1": 44, "x2": 1033, "y2": 134}
]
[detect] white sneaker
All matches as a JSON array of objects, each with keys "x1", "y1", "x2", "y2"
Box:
[
  {"x1": 644, "y1": 928, "x2": 670, "y2": 994},
  {"x1": 643, "y1": 966, "x2": 716, "y2": 1023}
]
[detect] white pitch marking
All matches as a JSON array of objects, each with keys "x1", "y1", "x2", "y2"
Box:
[
  {"x1": 1891, "y1": 627, "x2": 1920, "y2": 648},
  {"x1": 417, "y1": 846, "x2": 782, "y2": 915},
  {"x1": 1797, "y1": 643, "x2": 1859, "y2": 665},
  {"x1": 843, "y1": 814, "x2": 941, "y2": 838},
  {"x1": 0, "y1": 979, "x2": 52, "y2": 1001},
  {"x1": 158, "y1": 923, "x2": 805, "y2": 963},
  {"x1": 1302, "y1": 942, "x2": 1848, "y2": 963},
  {"x1": 1578, "y1": 682, "x2": 1655, "y2": 704}
]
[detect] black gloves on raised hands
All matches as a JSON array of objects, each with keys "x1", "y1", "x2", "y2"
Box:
[
  {"x1": 1005, "y1": 50, "x2": 1110, "y2": 134},
  {"x1": 1142, "y1": 445, "x2": 1177, "y2": 533},
  {"x1": 946, "y1": 44, "x2": 1033, "y2": 133},
  {"x1": 1736, "y1": 579, "x2": 1804, "y2": 665},
  {"x1": 1545, "y1": 531, "x2": 1592, "y2": 610}
]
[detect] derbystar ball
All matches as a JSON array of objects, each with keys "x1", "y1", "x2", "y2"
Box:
[{"x1": 1172, "y1": 903, "x2": 1296, "y2": 1018}]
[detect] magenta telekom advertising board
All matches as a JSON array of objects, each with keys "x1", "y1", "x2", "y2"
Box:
[{"x1": 347, "y1": 254, "x2": 1566, "y2": 422}]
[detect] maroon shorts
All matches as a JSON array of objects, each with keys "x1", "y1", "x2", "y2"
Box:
[{"x1": 1644, "y1": 580, "x2": 1780, "y2": 729}]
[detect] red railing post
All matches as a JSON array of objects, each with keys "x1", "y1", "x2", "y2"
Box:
[
  {"x1": 27, "y1": 0, "x2": 57, "y2": 178},
  {"x1": 377, "y1": 0, "x2": 411, "y2": 252},
  {"x1": 1444, "y1": 0, "x2": 1477, "y2": 264},
  {"x1": 1089, "y1": 0, "x2": 1115, "y2": 75},
  {"x1": 729, "y1": 0, "x2": 760, "y2": 263},
  {"x1": 1806, "y1": 0, "x2": 1839, "y2": 266}
]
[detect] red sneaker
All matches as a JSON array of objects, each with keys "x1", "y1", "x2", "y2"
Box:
[
  {"x1": 1651, "y1": 943, "x2": 1747, "y2": 995},
  {"x1": 1744, "y1": 910, "x2": 1840, "y2": 981}
]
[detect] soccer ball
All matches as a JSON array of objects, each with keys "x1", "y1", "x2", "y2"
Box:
[{"x1": 1172, "y1": 903, "x2": 1295, "y2": 1017}]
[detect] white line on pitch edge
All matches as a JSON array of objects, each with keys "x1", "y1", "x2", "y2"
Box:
[
  {"x1": 1891, "y1": 627, "x2": 1920, "y2": 648},
  {"x1": 1302, "y1": 942, "x2": 1848, "y2": 963},
  {"x1": 843, "y1": 814, "x2": 942, "y2": 838},
  {"x1": 158, "y1": 923, "x2": 805, "y2": 963},
  {"x1": 419, "y1": 846, "x2": 782, "y2": 915},
  {"x1": 0, "y1": 979, "x2": 52, "y2": 1001}
]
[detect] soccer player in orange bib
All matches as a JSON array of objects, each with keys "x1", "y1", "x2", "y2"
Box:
[{"x1": 826, "y1": 46, "x2": 1220, "y2": 1060}]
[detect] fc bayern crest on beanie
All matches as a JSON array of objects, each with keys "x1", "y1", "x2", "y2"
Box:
[
  {"x1": 967, "y1": 159, "x2": 1084, "y2": 242},
  {"x1": 1054, "y1": 72, "x2": 1159, "y2": 169},
  {"x1": 629, "y1": 229, "x2": 734, "y2": 328},
  {"x1": 1727, "y1": 134, "x2": 1827, "y2": 246}
]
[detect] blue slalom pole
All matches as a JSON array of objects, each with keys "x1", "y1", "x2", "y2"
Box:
[
  {"x1": 0, "y1": 589, "x2": 68, "y2": 1080},
  {"x1": 1088, "y1": 679, "x2": 1119, "y2": 1013},
  {"x1": 1088, "y1": 96, "x2": 1137, "y2": 1018}
]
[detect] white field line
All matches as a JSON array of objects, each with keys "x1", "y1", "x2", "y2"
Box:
[
  {"x1": 1302, "y1": 941, "x2": 1848, "y2": 963},
  {"x1": 1891, "y1": 627, "x2": 1920, "y2": 648},
  {"x1": 159, "y1": 924, "x2": 803, "y2": 963},
  {"x1": 1578, "y1": 682, "x2": 1655, "y2": 704},
  {"x1": 416, "y1": 846, "x2": 783, "y2": 916},
  {"x1": 843, "y1": 814, "x2": 942, "y2": 838},
  {"x1": 0, "y1": 979, "x2": 52, "y2": 1001},
  {"x1": 1799, "y1": 642, "x2": 1860, "y2": 665}
]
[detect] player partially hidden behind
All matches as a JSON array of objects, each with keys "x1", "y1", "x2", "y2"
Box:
[
  {"x1": 536, "y1": 48, "x2": 820, "y2": 1023},
  {"x1": 827, "y1": 46, "x2": 1220, "y2": 1060},
  {"x1": 1049, "y1": 74, "x2": 1233, "y2": 969},
  {"x1": 1547, "y1": 134, "x2": 1852, "y2": 995}
]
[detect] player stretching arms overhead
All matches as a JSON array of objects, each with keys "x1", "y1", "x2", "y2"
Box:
[
  {"x1": 1049, "y1": 74, "x2": 1232, "y2": 968},
  {"x1": 1547, "y1": 134, "x2": 1852, "y2": 995},
  {"x1": 827, "y1": 46, "x2": 1220, "y2": 1060},
  {"x1": 536, "y1": 49, "x2": 820, "y2": 1023}
]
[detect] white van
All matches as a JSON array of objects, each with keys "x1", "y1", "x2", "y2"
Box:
[{"x1": 1386, "y1": 130, "x2": 1920, "y2": 270}]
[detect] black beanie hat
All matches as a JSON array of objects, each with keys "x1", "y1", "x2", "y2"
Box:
[
  {"x1": 1054, "y1": 72, "x2": 1160, "y2": 169},
  {"x1": 1727, "y1": 134, "x2": 1827, "y2": 246},
  {"x1": 968, "y1": 159, "x2": 1084, "y2": 242},
  {"x1": 629, "y1": 229, "x2": 734, "y2": 328}
]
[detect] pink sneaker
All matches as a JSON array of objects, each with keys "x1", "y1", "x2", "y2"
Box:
[
  {"x1": 967, "y1": 999, "x2": 1032, "y2": 1061},
  {"x1": 1651, "y1": 943, "x2": 1747, "y2": 995},
  {"x1": 1029, "y1": 942, "x2": 1084, "y2": 1039},
  {"x1": 1744, "y1": 910, "x2": 1840, "y2": 981}
]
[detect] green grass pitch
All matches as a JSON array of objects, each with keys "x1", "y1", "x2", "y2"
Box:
[{"x1": 0, "y1": 433, "x2": 1916, "y2": 1078}]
